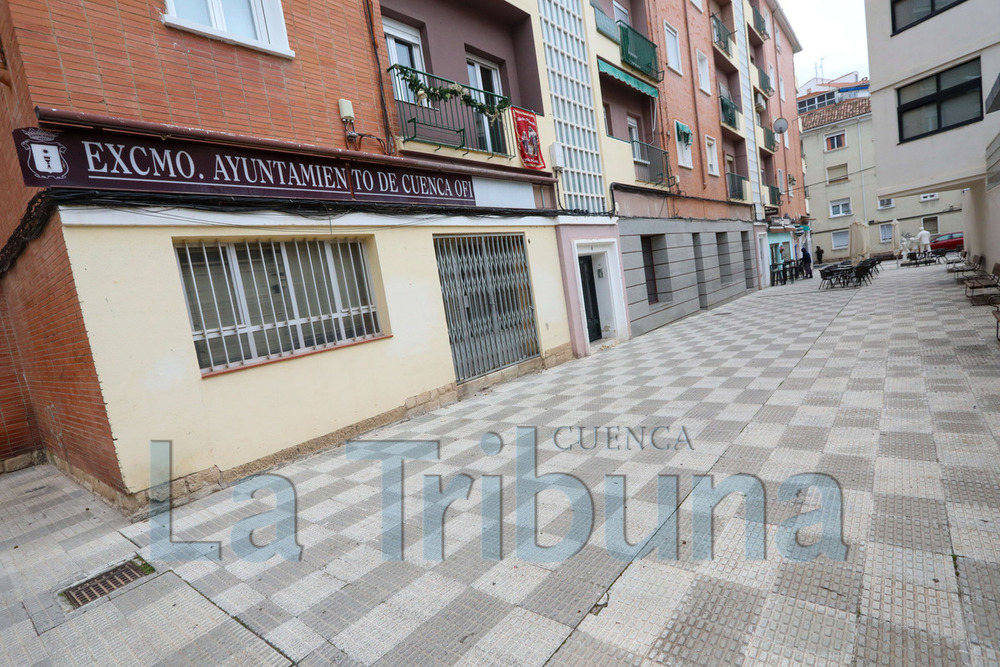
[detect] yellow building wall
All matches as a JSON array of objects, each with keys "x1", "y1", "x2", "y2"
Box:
[{"x1": 61, "y1": 210, "x2": 570, "y2": 493}]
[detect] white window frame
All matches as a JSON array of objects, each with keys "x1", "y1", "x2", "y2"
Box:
[
  {"x1": 787, "y1": 172, "x2": 794, "y2": 198},
  {"x1": 163, "y1": 0, "x2": 293, "y2": 57},
  {"x1": 384, "y1": 18, "x2": 426, "y2": 104},
  {"x1": 691, "y1": 0, "x2": 703, "y2": 10},
  {"x1": 830, "y1": 198, "x2": 852, "y2": 217},
  {"x1": 825, "y1": 131, "x2": 846, "y2": 151},
  {"x1": 176, "y1": 239, "x2": 382, "y2": 373},
  {"x1": 705, "y1": 135, "x2": 719, "y2": 176},
  {"x1": 920, "y1": 192, "x2": 939, "y2": 201},
  {"x1": 613, "y1": 1, "x2": 630, "y2": 26},
  {"x1": 827, "y1": 164, "x2": 849, "y2": 184},
  {"x1": 696, "y1": 50, "x2": 710, "y2": 93},
  {"x1": 779, "y1": 76, "x2": 785, "y2": 101},
  {"x1": 922, "y1": 216, "x2": 939, "y2": 234},
  {"x1": 627, "y1": 117, "x2": 645, "y2": 163},
  {"x1": 664, "y1": 21, "x2": 682, "y2": 75},
  {"x1": 783, "y1": 129, "x2": 789, "y2": 148},
  {"x1": 878, "y1": 197, "x2": 895, "y2": 209},
  {"x1": 879, "y1": 223, "x2": 893, "y2": 244},
  {"x1": 775, "y1": 25, "x2": 782, "y2": 51},
  {"x1": 675, "y1": 121, "x2": 694, "y2": 168},
  {"x1": 778, "y1": 168, "x2": 784, "y2": 195},
  {"x1": 831, "y1": 230, "x2": 849, "y2": 249}
]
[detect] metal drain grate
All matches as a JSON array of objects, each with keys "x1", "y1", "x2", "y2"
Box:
[{"x1": 63, "y1": 561, "x2": 147, "y2": 608}]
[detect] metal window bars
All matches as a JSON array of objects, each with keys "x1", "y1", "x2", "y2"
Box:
[
  {"x1": 720, "y1": 95, "x2": 740, "y2": 130},
  {"x1": 711, "y1": 15, "x2": 734, "y2": 56},
  {"x1": 176, "y1": 239, "x2": 380, "y2": 372},
  {"x1": 631, "y1": 139, "x2": 671, "y2": 185}
]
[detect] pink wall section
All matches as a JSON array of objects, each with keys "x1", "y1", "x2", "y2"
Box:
[{"x1": 555, "y1": 223, "x2": 630, "y2": 358}]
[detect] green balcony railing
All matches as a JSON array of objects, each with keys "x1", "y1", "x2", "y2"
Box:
[
  {"x1": 389, "y1": 65, "x2": 519, "y2": 157},
  {"x1": 631, "y1": 139, "x2": 671, "y2": 185},
  {"x1": 756, "y1": 65, "x2": 773, "y2": 95},
  {"x1": 726, "y1": 172, "x2": 748, "y2": 200},
  {"x1": 766, "y1": 184, "x2": 782, "y2": 206},
  {"x1": 711, "y1": 15, "x2": 734, "y2": 57},
  {"x1": 618, "y1": 22, "x2": 663, "y2": 81},
  {"x1": 720, "y1": 96, "x2": 740, "y2": 130},
  {"x1": 750, "y1": 3, "x2": 769, "y2": 38},
  {"x1": 593, "y1": 2, "x2": 620, "y2": 42},
  {"x1": 762, "y1": 125, "x2": 778, "y2": 152}
]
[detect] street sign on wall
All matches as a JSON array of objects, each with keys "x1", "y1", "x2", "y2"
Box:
[{"x1": 12, "y1": 127, "x2": 476, "y2": 206}]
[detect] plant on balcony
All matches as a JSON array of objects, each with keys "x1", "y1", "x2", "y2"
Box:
[{"x1": 387, "y1": 64, "x2": 511, "y2": 122}]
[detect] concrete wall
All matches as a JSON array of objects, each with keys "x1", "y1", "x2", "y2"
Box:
[
  {"x1": 59, "y1": 207, "x2": 571, "y2": 495},
  {"x1": 865, "y1": 0, "x2": 1000, "y2": 196},
  {"x1": 619, "y1": 218, "x2": 754, "y2": 336}
]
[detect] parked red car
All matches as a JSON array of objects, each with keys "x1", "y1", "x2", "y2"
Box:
[{"x1": 930, "y1": 232, "x2": 964, "y2": 252}]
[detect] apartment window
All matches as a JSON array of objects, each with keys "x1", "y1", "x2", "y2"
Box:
[
  {"x1": 675, "y1": 121, "x2": 694, "y2": 168},
  {"x1": 778, "y1": 168, "x2": 784, "y2": 194},
  {"x1": 825, "y1": 131, "x2": 846, "y2": 151},
  {"x1": 768, "y1": 64, "x2": 775, "y2": 90},
  {"x1": 385, "y1": 18, "x2": 424, "y2": 103},
  {"x1": 604, "y1": 104, "x2": 613, "y2": 135},
  {"x1": 879, "y1": 224, "x2": 894, "y2": 244},
  {"x1": 775, "y1": 25, "x2": 781, "y2": 51},
  {"x1": 164, "y1": 0, "x2": 292, "y2": 54},
  {"x1": 878, "y1": 197, "x2": 895, "y2": 209},
  {"x1": 787, "y1": 172, "x2": 794, "y2": 198},
  {"x1": 705, "y1": 136, "x2": 719, "y2": 176},
  {"x1": 827, "y1": 164, "x2": 849, "y2": 184},
  {"x1": 779, "y1": 76, "x2": 785, "y2": 101},
  {"x1": 641, "y1": 236, "x2": 658, "y2": 304},
  {"x1": 832, "y1": 230, "x2": 849, "y2": 249},
  {"x1": 898, "y1": 59, "x2": 982, "y2": 142},
  {"x1": 691, "y1": 0, "x2": 704, "y2": 9},
  {"x1": 830, "y1": 198, "x2": 852, "y2": 217},
  {"x1": 922, "y1": 216, "x2": 940, "y2": 234},
  {"x1": 696, "y1": 51, "x2": 711, "y2": 93},
  {"x1": 920, "y1": 192, "x2": 939, "y2": 201},
  {"x1": 613, "y1": 1, "x2": 630, "y2": 26},
  {"x1": 798, "y1": 92, "x2": 836, "y2": 114},
  {"x1": 664, "y1": 22, "x2": 682, "y2": 74},
  {"x1": 628, "y1": 117, "x2": 644, "y2": 162},
  {"x1": 892, "y1": 0, "x2": 970, "y2": 33},
  {"x1": 783, "y1": 130, "x2": 789, "y2": 148},
  {"x1": 176, "y1": 239, "x2": 381, "y2": 372}
]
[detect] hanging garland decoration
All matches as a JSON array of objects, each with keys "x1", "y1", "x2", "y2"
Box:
[{"x1": 388, "y1": 65, "x2": 511, "y2": 124}]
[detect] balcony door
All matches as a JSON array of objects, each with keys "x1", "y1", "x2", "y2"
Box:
[
  {"x1": 384, "y1": 18, "x2": 424, "y2": 104},
  {"x1": 467, "y1": 56, "x2": 505, "y2": 154}
]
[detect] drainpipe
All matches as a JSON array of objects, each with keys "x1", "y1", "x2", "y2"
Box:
[{"x1": 681, "y1": 0, "x2": 708, "y2": 190}]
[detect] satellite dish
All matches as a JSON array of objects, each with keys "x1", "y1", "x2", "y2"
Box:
[{"x1": 773, "y1": 118, "x2": 789, "y2": 134}]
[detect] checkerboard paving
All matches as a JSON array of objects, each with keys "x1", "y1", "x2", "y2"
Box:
[{"x1": 4, "y1": 262, "x2": 1000, "y2": 664}]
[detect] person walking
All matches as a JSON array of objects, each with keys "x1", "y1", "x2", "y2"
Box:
[
  {"x1": 801, "y1": 247, "x2": 813, "y2": 278},
  {"x1": 917, "y1": 227, "x2": 932, "y2": 255},
  {"x1": 815, "y1": 246, "x2": 824, "y2": 264}
]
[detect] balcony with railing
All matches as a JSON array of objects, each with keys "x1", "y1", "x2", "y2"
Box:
[
  {"x1": 618, "y1": 22, "x2": 663, "y2": 81},
  {"x1": 720, "y1": 96, "x2": 741, "y2": 133},
  {"x1": 592, "y1": 1, "x2": 620, "y2": 42},
  {"x1": 761, "y1": 125, "x2": 778, "y2": 153},
  {"x1": 389, "y1": 65, "x2": 528, "y2": 159},
  {"x1": 726, "y1": 172, "x2": 749, "y2": 201},
  {"x1": 631, "y1": 139, "x2": 671, "y2": 185},
  {"x1": 754, "y1": 65, "x2": 774, "y2": 96},
  {"x1": 711, "y1": 15, "x2": 736, "y2": 66},
  {"x1": 766, "y1": 184, "x2": 782, "y2": 206},
  {"x1": 748, "y1": 2, "x2": 769, "y2": 41}
]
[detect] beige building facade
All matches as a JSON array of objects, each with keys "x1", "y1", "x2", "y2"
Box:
[
  {"x1": 865, "y1": 0, "x2": 1000, "y2": 265},
  {"x1": 801, "y1": 96, "x2": 962, "y2": 263}
]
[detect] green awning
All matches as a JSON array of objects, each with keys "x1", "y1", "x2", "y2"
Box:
[
  {"x1": 674, "y1": 121, "x2": 693, "y2": 146},
  {"x1": 597, "y1": 59, "x2": 658, "y2": 98}
]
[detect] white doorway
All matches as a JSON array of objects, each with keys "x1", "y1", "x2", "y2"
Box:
[{"x1": 573, "y1": 240, "x2": 628, "y2": 355}]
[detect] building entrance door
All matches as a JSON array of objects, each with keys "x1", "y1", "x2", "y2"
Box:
[{"x1": 578, "y1": 255, "x2": 602, "y2": 342}]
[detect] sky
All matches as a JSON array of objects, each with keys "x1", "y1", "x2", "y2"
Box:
[{"x1": 778, "y1": 0, "x2": 870, "y2": 92}]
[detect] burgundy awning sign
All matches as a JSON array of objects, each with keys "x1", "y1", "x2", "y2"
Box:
[{"x1": 11, "y1": 127, "x2": 476, "y2": 206}]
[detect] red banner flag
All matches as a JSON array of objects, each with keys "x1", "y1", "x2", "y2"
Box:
[{"x1": 511, "y1": 108, "x2": 545, "y2": 170}]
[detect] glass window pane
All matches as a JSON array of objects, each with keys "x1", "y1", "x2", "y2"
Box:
[
  {"x1": 220, "y1": 0, "x2": 258, "y2": 40},
  {"x1": 939, "y1": 60, "x2": 980, "y2": 90},
  {"x1": 893, "y1": 0, "x2": 932, "y2": 29},
  {"x1": 899, "y1": 77, "x2": 938, "y2": 105},
  {"x1": 394, "y1": 40, "x2": 415, "y2": 69},
  {"x1": 901, "y1": 104, "x2": 938, "y2": 139},
  {"x1": 174, "y1": 0, "x2": 212, "y2": 26},
  {"x1": 941, "y1": 89, "x2": 981, "y2": 127}
]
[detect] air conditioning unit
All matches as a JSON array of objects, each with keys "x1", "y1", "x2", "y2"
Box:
[{"x1": 754, "y1": 92, "x2": 767, "y2": 111}]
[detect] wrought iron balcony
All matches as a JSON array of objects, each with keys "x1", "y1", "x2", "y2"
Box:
[
  {"x1": 766, "y1": 184, "x2": 782, "y2": 206},
  {"x1": 720, "y1": 96, "x2": 740, "y2": 131},
  {"x1": 711, "y1": 15, "x2": 734, "y2": 57},
  {"x1": 593, "y1": 2, "x2": 620, "y2": 42},
  {"x1": 756, "y1": 65, "x2": 773, "y2": 95},
  {"x1": 618, "y1": 22, "x2": 663, "y2": 81},
  {"x1": 388, "y1": 65, "x2": 520, "y2": 158},
  {"x1": 631, "y1": 139, "x2": 671, "y2": 185},
  {"x1": 726, "y1": 172, "x2": 748, "y2": 200},
  {"x1": 762, "y1": 125, "x2": 778, "y2": 152},
  {"x1": 750, "y1": 3, "x2": 769, "y2": 38}
]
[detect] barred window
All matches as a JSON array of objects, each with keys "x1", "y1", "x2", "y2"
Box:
[{"x1": 176, "y1": 239, "x2": 381, "y2": 372}]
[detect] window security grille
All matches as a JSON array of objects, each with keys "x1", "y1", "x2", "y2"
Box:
[{"x1": 176, "y1": 239, "x2": 380, "y2": 372}]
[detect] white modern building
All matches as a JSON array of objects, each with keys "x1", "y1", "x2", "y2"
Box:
[{"x1": 865, "y1": 0, "x2": 1000, "y2": 264}]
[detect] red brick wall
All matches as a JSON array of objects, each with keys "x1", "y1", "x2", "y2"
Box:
[
  {"x1": 0, "y1": 215, "x2": 123, "y2": 490},
  {"x1": 0, "y1": 289, "x2": 35, "y2": 460},
  {"x1": 6, "y1": 0, "x2": 396, "y2": 151}
]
